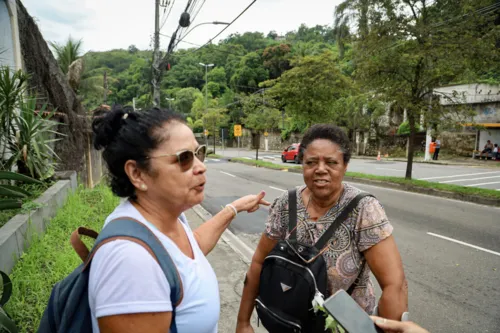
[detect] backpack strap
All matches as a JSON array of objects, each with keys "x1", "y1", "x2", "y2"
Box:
[
  {"x1": 83, "y1": 218, "x2": 183, "y2": 333},
  {"x1": 315, "y1": 192, "x2": 374, "y2": 250},
  {"x1": 288, "y1": 188, "x2": 298, "y2": 240}
]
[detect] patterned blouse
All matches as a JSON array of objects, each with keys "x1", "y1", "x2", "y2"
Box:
[{"x1": 264, "y1": 183, "x2": 393, "y2": 314}]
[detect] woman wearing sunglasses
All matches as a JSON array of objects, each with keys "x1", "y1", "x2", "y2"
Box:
[{"x1": 89, "y1": 105, "x2": 269, "y2": 333}]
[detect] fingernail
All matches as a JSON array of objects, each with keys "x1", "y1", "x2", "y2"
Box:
[{"x1": 375, "y1": 319, "x2": 386, "y2": 324}]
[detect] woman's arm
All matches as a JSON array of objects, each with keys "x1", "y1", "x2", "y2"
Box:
[
  {"x1": 364, "y1": 235, "x2": 408, "y2": 320},
  {"x1": 193, "y1": 191, "x2": 270, "y2": 255},
  {"x1": 99, "y1": 312, "x2": 171, "y2": 333},
  {"x1": 236, "y1": 234, "x2": 278, "y2": 331}
]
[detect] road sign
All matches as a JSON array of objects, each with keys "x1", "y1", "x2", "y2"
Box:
[
  {"x1": 234, "y1": 124, "x2": 242, "y2": 137},
  {"x1": 204, "y1": 129, "x2": 209, "y2": 136},
  {"x1": 264, "y1": 131, "x2": 269, "y2": 137}
]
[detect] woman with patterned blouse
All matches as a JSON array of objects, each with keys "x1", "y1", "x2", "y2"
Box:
[{"x1": 236, "y1": 124, "x2": 408, "y2": 333}]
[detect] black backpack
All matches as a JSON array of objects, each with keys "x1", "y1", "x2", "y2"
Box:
[
  {"x1": 36, "y1": 218, "x2": 182, "y2": 333},
  {"x1": 255, "y1": 189, "x2": 372, "y2": 333}
]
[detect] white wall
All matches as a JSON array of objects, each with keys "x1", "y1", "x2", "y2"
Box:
[
  {"x1": 0, "y1": 0, "x2": 22, "y2": 70},
  {"x1": 434, "y1": 83, "x2": 500, "y2": 105}
]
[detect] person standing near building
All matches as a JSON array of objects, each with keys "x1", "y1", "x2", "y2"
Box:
[{"x1": 433, "y1": 137, "x2": 441, "y2": 160}]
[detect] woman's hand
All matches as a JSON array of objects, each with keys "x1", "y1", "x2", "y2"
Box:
[
  {"x1": 371, "y1": 316, "x2": 430, "y2": 333},
  {"x1": 231, "y1": 191, "x2": 270, "y2": 213},
  {"x1": 235, "y1": 320, "x2": 254, "y2": 333}
]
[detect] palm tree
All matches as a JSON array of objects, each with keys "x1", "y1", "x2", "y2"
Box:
[{"x1": 49, "y1": 37, "x2": 83, "y2": 74}]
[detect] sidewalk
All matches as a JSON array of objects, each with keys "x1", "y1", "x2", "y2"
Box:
[{"x1": 184, "y1": 209, "x2": 267, "y2": 333}]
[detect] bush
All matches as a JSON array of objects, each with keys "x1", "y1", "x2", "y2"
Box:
[{"x1": 5, "y1": 185, "x2": 119, "y2": 332}]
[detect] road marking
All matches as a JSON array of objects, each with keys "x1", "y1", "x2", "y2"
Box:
[
  {"x1": 419, "y1": 171, "x2": 500, "y2": 181},
  {"x1": 466, "y1": 181, "x2": 500, "y2": 187},
  {"x1": 242, "y1": 157, "x2": 252, "y2": 160},
  {"x1": 210, "y1": 159, "x2": 220, "y2": 162},
  {"x1": 269, "y1": 186, "x2": 286, "y2": 192},
  {"x1": 220, "y1": 171, "x2": 236, "y2": 178},
  {"x1": 427, "y1": 232, "x2": 500, "y2": 257},
  {"x1": 440, "y1": 175, "x2": 500, "y2": 184},
  {"x1": 376, "y1": 168, "x2": 404, "y2": 172}
]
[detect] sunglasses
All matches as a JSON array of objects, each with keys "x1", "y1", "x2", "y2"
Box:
[{"x1": 148, "y1": 145, "x2": 207, "y2": 170}]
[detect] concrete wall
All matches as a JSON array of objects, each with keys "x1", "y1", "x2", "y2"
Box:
[
  {"x1": 0, "y1": 0, "x2": 22, "y2": 70},
  {"x1": 471, "y1": 102, "x2": 500, "y2": 124},
  {"x1": 0, "y1": 171, "x2": 77, "y2": 274},
  {"x1": 434, "y1": 83, "x2": 500, "y2": 106}
]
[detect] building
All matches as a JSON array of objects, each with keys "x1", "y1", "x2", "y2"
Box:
[{"x1": 0, "y1": 0, "x2": 22, "y2": 70}]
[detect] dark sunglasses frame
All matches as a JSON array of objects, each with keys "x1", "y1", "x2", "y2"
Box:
[{"x1": 148, "y1": 145, "x2": 207, "y2": 168}]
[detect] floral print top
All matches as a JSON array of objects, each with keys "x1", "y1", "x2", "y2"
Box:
[{"x1": 264, "y1": 183, "x2": 393, "y2": 314}]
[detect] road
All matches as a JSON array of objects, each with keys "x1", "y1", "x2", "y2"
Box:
[
  {"x1": 212, "y1": 148, "x2": 500, "y2": 191},
  {"x1": 201, "y1": 159, "x2": 500, "y2": 333}
]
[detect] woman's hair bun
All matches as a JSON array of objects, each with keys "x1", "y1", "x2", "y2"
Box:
[{"x1": 92, "y1": 105, "x2": 132, "y2": 150}]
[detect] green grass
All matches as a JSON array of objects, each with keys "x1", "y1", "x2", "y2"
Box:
[
  {"x1": 4, "y1": 185, "x2": 120, "y2": 332},
  {"x1": 230, "y1": 158, "x2": 500, "y2": 200},
  {"x1": 0, "y1": 181, "x2": 54, "y2": 228},
  {"x1": 207, "y1": 153, "x2": 224, "y2": 159},
  {"x1": 231, "y1": 157, "x2": 302, "y2": 170}
]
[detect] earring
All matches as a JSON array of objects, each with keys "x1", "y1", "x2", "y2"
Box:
[{"x1": 140, "y1": 184, "x2": 148, "y2": 191}]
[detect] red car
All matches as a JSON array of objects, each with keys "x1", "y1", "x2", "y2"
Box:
[{"x1": 281, "y1": 143, "x2": 301, "y2": 164}]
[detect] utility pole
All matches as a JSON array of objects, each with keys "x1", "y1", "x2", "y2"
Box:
[
  {"x1": 103, "y1": 70, "x2": 108, "y2": 104},
  {"x1": 199, "y1": 63, "x2": 214, "y2": 149},
  {"x1": 152, "y1": 0, "x2": 162, "y2": 107}
]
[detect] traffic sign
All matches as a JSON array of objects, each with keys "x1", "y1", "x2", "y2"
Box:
[
  {"x1": 204, "y1": 129, "x2": 209, "y2": 136},
  {"x1": 264, "y1": 131, "x2": 269, "y2": 137},
  {"x1": 234, "y1": 125, "x2": 242, "y2": 137}
]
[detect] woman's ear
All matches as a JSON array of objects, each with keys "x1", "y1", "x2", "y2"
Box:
[{"x1": 124, "y1": 160, "x2": 148, "y2": 191}]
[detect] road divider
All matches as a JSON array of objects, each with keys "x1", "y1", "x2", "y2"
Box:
[
  {"x1": 228, "y1": 158, "x2": 500, "y2": 206},
  {"x1": 427, "y1": 232, "x2": 500, "y2": 257}
]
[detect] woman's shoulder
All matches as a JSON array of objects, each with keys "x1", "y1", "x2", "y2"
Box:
[{"x1": 272, "y1": 185, "x2": 306, "y2": 208}]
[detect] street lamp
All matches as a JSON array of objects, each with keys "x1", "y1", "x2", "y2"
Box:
[
  {"x1": 175, "y1": 22, "x2": 230, "y2": 48},
  {"x1": 165, "y1": 97, "x2": 175, "y2": 110},
  {"x1": 199, "y1": 62, "x2": 215, "y2": 151}
]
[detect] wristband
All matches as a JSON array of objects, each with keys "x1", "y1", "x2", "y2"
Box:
[{"x1": 225, "y1": 204, "x2": 238, "y2": 217}]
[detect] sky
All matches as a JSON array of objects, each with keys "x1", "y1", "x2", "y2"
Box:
[{"x1": 22, "y1": 0, "x2": 342, "y2": 53}]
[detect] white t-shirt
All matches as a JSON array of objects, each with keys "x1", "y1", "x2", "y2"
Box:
[{"x1": 88, "y1": 200, "x2": 220, "y2": 333}]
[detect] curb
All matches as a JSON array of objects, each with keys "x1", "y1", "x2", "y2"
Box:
[
  {"x1": 228, "y1": 159, "x2": 500, "y2": 207},
  {"x1": 191, "y1": 205, "x2": 253, "y2": 264}
]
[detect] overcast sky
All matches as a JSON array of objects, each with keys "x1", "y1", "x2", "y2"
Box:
[{"x1": 22, "y1": 0, "x2": 342, "y2": 53}]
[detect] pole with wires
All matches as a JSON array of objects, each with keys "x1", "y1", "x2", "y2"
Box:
[{"x1": 152, "y1": 0, "x2": 162, "y2": 106}]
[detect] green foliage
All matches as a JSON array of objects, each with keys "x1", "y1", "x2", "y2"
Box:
[
  {"x1": 173, "y1": 87, "x2": 203, "y2": 115},
  {"x1": 5, "y1": 185, "x2": 120, "y2": 332},
  {"x1": 230, "y1": 52, "x2": 269, "y2": 93},
  {"x1": 49, "y1": 37, "x2": 83, "y2": 74},
  {"x1": 5, "y1": 98, "x2": 62, "y2": 180},
  {"x1": 397, "y1": 121, "x2": 424, "y2": 136},
  {"x1": 267, "y1": 51, "x2": 353, "y2": 126},
  {"x1": 0, "y1": 171, "x2": 42, "y2": 212},
  {"x1": 0, "y1": 67, "x2": 28, "y2": 158},
  {"x1": 241, "y1": 93, "x2": 281, "y2": 133}
]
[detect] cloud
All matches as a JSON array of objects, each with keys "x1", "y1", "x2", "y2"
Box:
[{"x1": 20, "y1": 0, "x2": 342, "y2": 53}]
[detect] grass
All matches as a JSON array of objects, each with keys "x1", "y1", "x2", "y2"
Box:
[
  {"x1": 207, "y1": 153, "x2": 224, "y2": 159},
  {"x1": 230, "y1": 158, "x2": 500, "y2": 200},
  {"x1": 0, "y1": 181, "x2": 54, "y2": 228},
  {"x1": 231, "y1": 157, "x2": 302, "y2": 170},
  {"x1": 4, "y1": 185, "x2": 120, "y2": 332}
]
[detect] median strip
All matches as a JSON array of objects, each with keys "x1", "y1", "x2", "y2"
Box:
[{"x1": 228, "y1": 158, "x2": 500, "y2": 206}]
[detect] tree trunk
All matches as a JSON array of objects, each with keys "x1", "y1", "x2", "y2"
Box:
[{"x1": 405, "y1": 113, "x2": 416, "y2": 179}]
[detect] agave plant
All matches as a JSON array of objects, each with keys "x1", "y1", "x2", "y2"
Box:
[
  {"x1": 0, "y1": 171, "x2": 42, "y2": 210},
  {"x1": 0, "y1": 67, "x2": 28, "y2": 163},
  {"x1": 5, "y1": 97, "x2": 63, "y2": 180}
]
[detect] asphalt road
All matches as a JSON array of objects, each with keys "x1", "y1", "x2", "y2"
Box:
[
  {"x1": 212, "y1": 148, "x2": 500, "y2": 191},
  {"x1": 201, "y1": 159, "x2": 500, "y2": 333}
]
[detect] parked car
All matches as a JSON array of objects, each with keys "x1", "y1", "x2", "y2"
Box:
[{"x1": 281, "y1": 143, "x2": 301, "y2": 164}]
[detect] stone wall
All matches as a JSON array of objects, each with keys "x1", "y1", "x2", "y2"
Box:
[{"x1": 440, "y1": 131, "x2": 476, "y2": 156}]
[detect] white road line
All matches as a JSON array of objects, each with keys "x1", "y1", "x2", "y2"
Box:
[
  {"x1": 419, "y1": 171, "x2": 500, "y2": 181},
  {"x1": 466, "y1": 181, "x2": 500, "y2": 187},
  {"x1": 210, "y1": 159, "x2": 220, "y2": 162},
  {"x1": 427, "y1": 232, "x2": 500, "y2": 257},
  {"x1": 269, "y1": 186, "x2": 286, "y2": 192},
  {"x1": 220, "y1": 171, "x2": 236, "y2": 178},
  {"x1": 440, "y1": 175, "x2": 500, "y2": 184},
  {"x1": 376, "y1": 168, "x2": 404, "y2": 172},
  {"x1": 242, "y1": 157, "x2": 252, "y2": 160}
]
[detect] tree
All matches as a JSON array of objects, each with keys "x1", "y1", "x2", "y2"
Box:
[
  {"x1": 230, "y1": 52, "x2": 269, "y2": 93},
  {"x1": 174, "y1": 87, "x2": 203, "y2": 115},
  {"x1": 128, "y1": 45, "x2": 139, "y2": 54},
  {"x1": 266, "y1": 51, "x2": 353, "y2": 126},
  {"x1": 354, "y1": 0, "x2": 500, "y2": 179},
  {"x1": 262, "y1": 44, "x2": 292, "y2": 79},
  {"x1": 49, "y1": 37, "x2": 83, "y2": 74},
  {"x1": 223, "y1": 32, "x2": 270, "y2": 52}
]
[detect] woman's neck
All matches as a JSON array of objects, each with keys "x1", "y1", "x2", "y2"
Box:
[
  {"x1": 309, "y1": 185, "x2": 344, "y2": 211},
  {"x1": 131, "y1": 196, "x2": 181, "y2": 234}
]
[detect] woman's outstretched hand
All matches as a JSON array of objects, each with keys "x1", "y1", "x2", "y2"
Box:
[{"x1": 232, "y1": 191, "x2": 270, "y2": 213}]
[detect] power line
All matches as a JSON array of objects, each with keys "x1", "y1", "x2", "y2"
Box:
[
  {"x1": 160, "y1": 0, "x2": 176, "y2": 30},
  {"x1": 160, "y1": 32, "x2": 246, "y2": 57},
  {"x1": 194, "y1": 0, "x2": 258, "y2": 52}
]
